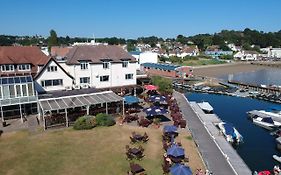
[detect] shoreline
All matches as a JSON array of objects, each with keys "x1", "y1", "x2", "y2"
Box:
[{"x1": 192, "y1": 62, "x2": 272, "y2": 78}]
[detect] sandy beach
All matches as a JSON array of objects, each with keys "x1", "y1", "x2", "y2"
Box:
[{"x1": 192, "y1": 63, "x2": 268, "y2": 78}]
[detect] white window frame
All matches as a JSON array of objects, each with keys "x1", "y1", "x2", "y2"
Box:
[
  {"x1": 41, "y1": 79, "x2": 63, "y2": 87},
  {"x1": 47, "y1": 66, "x2": 58, "y2": 72},
  {"x1": 18, "y1": 64, "x2": 31, "y2": 71},
  {"x1": 102, "y1": 62, "x2": 109, "y2": 69},
  {"x1": 80, "y1": 77, "x2": 90, "y2": 84},
  {"x1": 80, "y1": 62, "x2": 89, "y2": 70},
  {"x1": 125, "y1": 73, "x2": 133, "y2": 80},
  {"x1": 0, "y1": 86, "x2": 2, "y2": 99},
  {"x1": 122, "y1": 61, "x2": 128, "y2": 68},
  {"x1": 1, "y1": 64, "x2": 15, "y2": 72},
  {"x1": 100, "y1": 75, "x2": 109, "y2": 82}
]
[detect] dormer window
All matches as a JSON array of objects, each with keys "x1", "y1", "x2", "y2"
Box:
[
  {"x1": 103, "y1": 62, "x2": 109, "y2": 69},
  {"x1": 47, "y1": 66, "x2": 57, "y2": 72},
  {"x1": 18, "y1": 64, "x2": 31, "y2": 71},
  {"x1": 80, "y1": 61, "x2": 89, "y2": 70},
  {"x1": 122, "y1": 61, "x2": 129, "y2": 68},
  {"x1": 1, "y1": 64, "x2": 14, "y2": 72}
]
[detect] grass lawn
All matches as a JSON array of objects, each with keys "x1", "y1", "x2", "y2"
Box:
[
  {"x1": 182, "y1": 59, "x2": 226, "y2": 66},
  {"x1": 0, "y1": 125, "x2": 205, "y2": 175}
]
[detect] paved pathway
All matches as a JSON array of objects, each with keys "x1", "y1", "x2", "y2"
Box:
[{"x1": 173, "y1": 91, "x2": 239, "y2": 175}]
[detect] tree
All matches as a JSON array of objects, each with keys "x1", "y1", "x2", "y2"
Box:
[
  {"x1": 127, "y1": 42, "x2": 136, "y2": 52},
  {"x1": 48, "y1": 29, "x2": 58, "y2": 51},
  {"x1": 151, "y1": 76, "x2": 173, "y2": 94}
]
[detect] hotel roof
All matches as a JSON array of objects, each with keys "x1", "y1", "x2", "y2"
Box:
[
  {"x1": 141, "y1": 63, "x2": 180, "y2": 71},
  {"x1": 0, "y1": 46, "x2": 49, "y2": 65},
  {"x1": 65, "y1": 45, "x2": 136, "y2": 64}
]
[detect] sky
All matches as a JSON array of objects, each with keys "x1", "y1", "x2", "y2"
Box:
[{"x1": 1, "y1": 0, "x2": 281, "y2": 39}]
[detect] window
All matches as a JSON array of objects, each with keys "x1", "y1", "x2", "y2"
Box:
[
  {"x1": 80, "y1": 62, "x2": 89, "y2": 70},
  {"x1": 0, "y1": 87, "x2": 2, "y2": 99},
  {"x1": 103, "y1": 62, "x2": 109, "y2": 69},
  {"x1": 122, "y1": 61, "x2": 128, "y2": 68},
  {"x1": 16, "y1": 85, "x2": 21, "y2": 97},
  {"x1": 18, "y1": 64, "x2": 31, "y2": 71},
  {"x1": 41, "y1": 79, "x2": 63, "y2": 87},
  {"x1": 125, "y1": 74, "x2": 133, "y2": 80},
  {"x1": 47, "y1": 66, "x2": 57, "y2": 72},
  {"x1": 80, "y1": 77, "x2": 90, "y2": 84},
  {"x1": 1, "y1": 64, "x2": 14, "y2": 72},
  {"x1": 22, "y1": 84, "x2": 27, "y2": 96},
  {"x1": 100, "y1": 75, "x2": 109, "y2": 82},
  {"x1": 2, "y1": 85, "x2": 9, "y2": 99},
  {"x1": 28, "y1": 83, "x2": 34, "y2": 96},
  {"x1": 9, "y1": 85, "x2": 15, "y2": 98}
]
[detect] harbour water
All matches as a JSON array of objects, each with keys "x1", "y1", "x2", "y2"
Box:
[
  {"x1": 186, "y1": 93, "x2": 281, "y2": 171},
  {"x1": 185, "y1": 92, "x2": 281, "y2": 172},
  {"x1": 220, "y1": 68, "x2": 281, "y2": 86}
]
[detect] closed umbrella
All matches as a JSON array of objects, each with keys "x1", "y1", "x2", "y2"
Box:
[{"x1": 170, "y1": 164, "x2": 192, "y2": 175}]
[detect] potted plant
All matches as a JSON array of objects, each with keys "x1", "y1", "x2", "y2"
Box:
[{"x1": 152, "y1": 118, "x2": 161, "y2": 128}]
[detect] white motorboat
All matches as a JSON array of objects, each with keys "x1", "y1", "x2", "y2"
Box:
[
  {"x1": 247, "y1": 106, "x2": 281, "y2": 123},
  {"x1": 276, "y1": 137, "x2": 281, "y2": 151},
  {"x1": 197, "y1": 102, "x2": 214, "y2": 113},
  {"x1": 252, "y1": 117, "x2": 281, "y2": 130},
  {"x1": 217, "y1": 122, "x2": 243, "y2": 144},
  {"x1": 273, "y1": 155, "x2": 281, "y2": 163}
]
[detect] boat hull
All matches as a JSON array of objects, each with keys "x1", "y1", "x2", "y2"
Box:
[{"x1": 253, "y1": 120, "x2": 275, "y2": 130}]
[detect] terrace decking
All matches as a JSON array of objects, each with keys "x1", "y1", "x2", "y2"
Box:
[{"x1": 173, "y1": 91, "x2": 252, "y2": 175}]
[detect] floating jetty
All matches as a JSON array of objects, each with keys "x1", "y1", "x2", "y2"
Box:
[
  {"x1": 173, "y1": 91, "x2": 252, "y2": 175},
  {"x1": 228, "y1": 80, "x2": 281, "y2": 95}
]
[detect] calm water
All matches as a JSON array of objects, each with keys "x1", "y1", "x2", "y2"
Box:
[
  {"x1": 186, "y1": 92, "x2": 281, "y2": 171},
  {"x1": 220, "y1": 68, "x2": 281, "y2": 86}
]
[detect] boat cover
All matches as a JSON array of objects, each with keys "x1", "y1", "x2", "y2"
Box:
[
  {"x1": 222, "y1": 123, "x2": 237, "y2": 138},
  {"x1": 261, "y1": 117, "x2": 274, "y2": 124}
]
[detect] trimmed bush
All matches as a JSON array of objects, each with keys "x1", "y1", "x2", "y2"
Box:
[
  {"x1": 73, "y1": 116, "x2": 95, "y2": 130},
  {"x1": 95, "y1": 113, "x2": 116, "y2": 126}
]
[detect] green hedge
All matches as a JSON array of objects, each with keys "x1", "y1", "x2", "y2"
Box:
[
  {"x1": 95, "y1": 113, "x2": 116, "y2": 126},
  {"x1": 73, "y1": 116, "x2": 96, "y2": 130}
]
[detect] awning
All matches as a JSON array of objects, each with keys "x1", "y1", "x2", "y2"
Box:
[{"x1": 39, "y1": 91, "x2": 123, "y2": 112}]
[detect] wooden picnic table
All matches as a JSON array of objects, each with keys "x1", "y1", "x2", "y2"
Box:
[{"x1": 130, "y1": 163, "x2": 145, "y2": 174}]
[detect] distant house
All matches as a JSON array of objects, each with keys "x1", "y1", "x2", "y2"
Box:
[
  {"x1": 141, "y1": 63, "x2": 193, "y2": 78},
  {"x1": 234, "y1": 50, "x2": 259, "y2": 61},
  {"x1": 205, "y1": 45, "x2": 233, "y2": 58},
  {"x1": 268, "y1": 48, "x2": 281, "y2": 58},
  {"x1": 227, "y1": 43, "x2": 242, "y2": 52},
  {"x1": 57, "y1": 45, "x2": 137, "y2": 89},
  {"x1": 178, "y1": 45, "x2": 199, "y2": 58},
  {"x1": 130, "y1": 51, "x2": 158, "y2": 70}
]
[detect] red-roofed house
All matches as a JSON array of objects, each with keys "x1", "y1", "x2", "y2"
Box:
[{"x1": 0, "y1": 46, "x2": 50, "y2": 77}]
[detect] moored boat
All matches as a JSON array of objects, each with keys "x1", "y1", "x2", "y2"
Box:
[
  {"x1": 252, "y1": 117, "x2": 281, "y2": 130},
  {"x1": 247, "y1": 106, "x2": 281, "y2": 123},
  {"x1": 276, "y1": 137, "x2": 281, "y2": 151},
  {"x1": 217, "y1": 122, "x2": 243, "y2": 144},
  {"x1": 273, "y1": 155, "x2": 281, "y2": 163},
  {"x1": 197, "y1": 101, "x2": 214, "y2": 113}
]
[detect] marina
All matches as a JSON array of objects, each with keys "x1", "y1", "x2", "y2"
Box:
[
  {"x1": 186, "y1": 92, "x2": 281, "y2": 172},
  {"x1": 173, "y1": 91, "x2": 251, "y2": 175}
]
